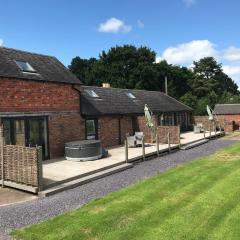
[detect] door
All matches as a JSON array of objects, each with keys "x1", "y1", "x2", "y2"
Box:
[
  {"x1": 1, "y1": 117, "x2": 49, "y2": 160},
  {"x1": 132, "y1": 116, "x2": 139, "y2": 133},
  {"x1": 14, "y1": 119, "x2": 26, "y2": 146},
  {"x1": 26, "y1": 118, "x2": 49, "y2": 159}
]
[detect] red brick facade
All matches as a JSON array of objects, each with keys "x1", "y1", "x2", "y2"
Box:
[
  {"x1": 0, "y1": 77, "x2": 85, "y2": 158},
  {"x1": 194, "y1": 115, "x2": 239, "y2": 132},
  {"x1": 0, "y1": 78, "x2": 80, "y2": 112},
  {"x1": 98, "y1": 116, "x2": 133, "y2": 148}
]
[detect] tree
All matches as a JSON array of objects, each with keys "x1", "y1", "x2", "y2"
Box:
[{"x1": 68, "y1": 46, "x2": 240, "y2": 115}]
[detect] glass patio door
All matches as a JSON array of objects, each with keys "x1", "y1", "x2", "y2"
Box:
[
  {"x1": 1, "y1": 117, "x2": 49, "y2": 159},
  {"x1": 26, "y1": 118, "x2": 49, "y2": 159},
  {"x1": 14, "y1": 119, "x2": 25, "y2": 146}
]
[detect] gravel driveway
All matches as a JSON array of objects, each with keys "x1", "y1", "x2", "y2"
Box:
[{"x1": 0, "y1": 139, "x2": 237, "y2": 240}]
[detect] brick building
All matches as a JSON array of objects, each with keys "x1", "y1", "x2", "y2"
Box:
[
  {"x1": 80, "y1": 86, "x2": 193, "y2": 146},
  {"x1": 0, "y1": 47, "x2": 85, "y2": 159},
  {"x1": 214, "y1": 104, "x2": 240, "y2": 131},
  {"x1": 0, "y1": 47, "x2": 192, "y2": 159}
]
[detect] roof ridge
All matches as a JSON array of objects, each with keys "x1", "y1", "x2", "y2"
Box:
[
  {"x1": 82, "y1": 85, "x2": 165, "y2": 94},
  {"x1": 0, "y1": 46, "x2": 56, "y2": 59}
]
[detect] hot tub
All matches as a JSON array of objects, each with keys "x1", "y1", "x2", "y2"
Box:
[{"x1": 65, "y1": 140, "x2": 102, "y2": 161}]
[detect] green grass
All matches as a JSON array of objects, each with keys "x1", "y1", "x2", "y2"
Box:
[{"x1": 12, "y1": 143, "x2": 240, "y2": 240}]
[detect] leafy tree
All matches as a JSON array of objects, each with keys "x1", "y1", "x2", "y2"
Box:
[{"x1": 69, "y1": 46, "x2": 240, "y2": 115}]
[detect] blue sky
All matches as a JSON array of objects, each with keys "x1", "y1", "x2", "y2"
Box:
[{"x1": 1, "y1": 0, "x2": 240, "y2": 85}]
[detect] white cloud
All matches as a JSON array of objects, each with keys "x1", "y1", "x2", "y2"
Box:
[
  {"x1": 156, "y1": 40, "x2": 240, "y2": 87},
  {"x1": 137, "y1": 20, "x2": 144, "y2": 29},
  {"x1": 157, "y1": 40, "x2": 218, "y2": 65},
  {"x1": 0, "y1": 39, "x2": 3, "y2": 46},
  {"x1": 223, "y1": 46, "x2": 240, "y2": 61},
  {"x1": 183, "y1": 0, "x2": 196, "y2": 7},
  {"x1": 98, "y1": 18, "x2": 132, "y2": 33},
  {"x1": 223, "y1": 65, "x2": 240, "y2": 84}
]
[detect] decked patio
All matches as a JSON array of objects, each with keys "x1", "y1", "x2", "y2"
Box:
[{"x1": 42, "y1": 130, "x2": 222, "y2": 192}]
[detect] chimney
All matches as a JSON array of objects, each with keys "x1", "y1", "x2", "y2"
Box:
[{"x1": 102, "y1": 83, "x2": 111, "y2": 88}]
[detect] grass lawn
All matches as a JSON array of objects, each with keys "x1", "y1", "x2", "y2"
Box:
[{"x1": 12, "y1": 143, "x2": 240, "y2": 240}]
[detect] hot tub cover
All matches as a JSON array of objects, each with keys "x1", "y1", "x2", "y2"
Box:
[{"x1": 65, "y1": 140, "x2": 101, "y2": 148}]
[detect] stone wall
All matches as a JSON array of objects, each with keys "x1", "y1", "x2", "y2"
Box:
[{"x1": 157, "y1": 126, "x2": 180, "y2": 144}]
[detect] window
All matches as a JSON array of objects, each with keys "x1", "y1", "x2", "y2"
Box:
[
  {"x1": 126, "y1": 92, "x2": 136, "y2": 99},
  {"x1": 15, "y1": 60, "x2": 36, "y2": 73},
  {"x1": 85, "y1": 89, "x2": 99, "y2": 98},
  {"x1": 86, "y1": 119, "x2": 98, "y2": 140}
]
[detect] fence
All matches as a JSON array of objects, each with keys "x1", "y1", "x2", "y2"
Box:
[
  {"x1": 157, "y1": 126, "x2": 180, "y2": 144},
  {"x1": 0, "y1": 125, "x2": 42, "y2": 193}
]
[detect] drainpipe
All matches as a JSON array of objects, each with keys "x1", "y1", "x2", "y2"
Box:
[{"x1": 1, "y1": 125, "x2": 4, "y2": 188}]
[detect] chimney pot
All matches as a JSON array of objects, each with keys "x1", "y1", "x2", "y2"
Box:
[{"x1": 102, "y1": 83, "x2": 111, "y2": 88}]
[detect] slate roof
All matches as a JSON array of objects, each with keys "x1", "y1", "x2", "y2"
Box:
[
  {"x1": 0, "y1": 47, "x2": 81, "y2": 85},
  {"x1": 214, "y1": 104, "x2": 240, "y2": 115},
  {"x1": 80, "y1": 86, "x2": 192, "y2": 116}
]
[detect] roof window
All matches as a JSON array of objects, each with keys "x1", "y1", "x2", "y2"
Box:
[
  {"x1": 85, "y1": 89, "x2": 99, "y2": 98},
  {"x1": 126, "y1": 92, "x2": 136, "y2": 99},
  {"x1": 15, "y1": 60, "x2": 36, "y2": 73}
]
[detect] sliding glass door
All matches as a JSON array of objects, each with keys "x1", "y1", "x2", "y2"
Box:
[{"x1": 1, "y1": 117, "x2": 49, "y2": 159}]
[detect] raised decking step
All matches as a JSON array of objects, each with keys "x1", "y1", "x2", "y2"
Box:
[
  {"x1": 180, "y1": 139, "x2": 209, "y2": 150},
  {"x1": 39, "y1": 163, "x2": 133, "y2": 197}
]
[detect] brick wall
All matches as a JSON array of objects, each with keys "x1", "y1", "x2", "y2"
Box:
[
  {"x1": 194, "y1": 115, "x2": 225, "y2": 131},
  {"x1": 0, "y1": 77, "x2": 85, "y2": 158},
  {"x1": 48, "y1": 113, "x2": 85, "y2": 158},
  {"x1": 98, "y1": 117, "x2": 120, "y2": 148},
  {"x1": 137, "y1": 115, "x2": 158, "y2": 143},
  {"x1": 157, "y1": 126, "x2": 180, "y2": 144},
  {"x1": 0, "y1": 78, "x2": 80, "y2": 112},
  {"x1": 120, "y1": 116, "x2": 133, "y2": 143},
  {"x1": 194, "y1": 115, "x2": 239, "y2": 132}
]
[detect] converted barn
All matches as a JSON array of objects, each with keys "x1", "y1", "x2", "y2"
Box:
[
  {"x1": 214, "y1": 104, "x2": 240, "y2": 131},
  {"x1": 0, "y1": 47, "x2": 192, "y2": 159},
  {"x1": 80, "y1": 85, "x2": 193, "y2": 147},
  {"x1": 0, "y1": 47, "x2": 85, "y2": 159}
]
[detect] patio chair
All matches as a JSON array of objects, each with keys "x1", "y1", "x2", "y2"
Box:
[
  {"x1": 127, "y1": 135, "x2": 137, "y2": 147},
  {"x1": 194, "y1": 123, "x2": 204, "y2": 133},
  {"x1": 135, "y1": 132, "x2": 144, "y2": 146}
]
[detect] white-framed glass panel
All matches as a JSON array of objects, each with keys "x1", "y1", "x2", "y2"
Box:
[{"x1": 15, "y1": 60, "x2": 36, "y2": 72}]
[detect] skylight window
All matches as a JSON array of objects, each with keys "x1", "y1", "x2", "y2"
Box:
[
  {"x1": 85, "y1": 89, "x2": 99, "y2": 98},
  {"x1": 15, "y1": 60, "x2": 36, "y2": 73},
  {"x1": 126, "y1": 92, "x2": 136, "y2": 99}
]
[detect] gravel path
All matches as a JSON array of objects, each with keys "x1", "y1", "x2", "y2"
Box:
[{"x1": 0, "y1": 139, "x2": 236, "y2": 240}]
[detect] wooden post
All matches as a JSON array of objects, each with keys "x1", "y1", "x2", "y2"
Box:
[
  {"x1": 0, "y1": 125, "x2": 4, "y2": 188},
  {"x1": 203, "y1": 128, "x2": 206, "y2": 138},
  {"x1": 168, "y1": 132, "x2": 171, "y2": 153},
  {"x1": 209, "y1": 122, "x2": 212, "y2": 138},
  {"x1": 214, "y1": 122, "x2": 217, "y2": 138},
  {"x1": 156, "y1": 132, "x2": 159, "y2": 156},
  {"x1": 142, "y1": 135, "x2": 145, "y2": 161},
  {"x1": 37, "y1": 146, "x2": 43, "y2": 191},
  {"x1": 178, "y1": 131, "x2": 181, "y2": 149},
  {"x1": 125, "y1": 137, "x2": 128, "y2": 163}
]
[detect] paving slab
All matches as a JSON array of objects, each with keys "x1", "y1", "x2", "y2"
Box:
[{"x1": 0, "y1": 188, "x2": 37, "y2": 207}]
